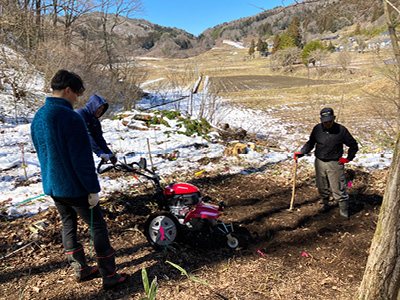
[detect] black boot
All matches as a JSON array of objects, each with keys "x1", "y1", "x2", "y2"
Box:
[
  {"x1": 319, "y1": 198, "x2": 330, "y2": 213},
  {"x1": 97, "y1": 251, "x2": 128, "y2": 288},
  {"x1": 65, "y1": 245, "x2": 99, "y2": 282},
  {"x1": 339, "y1": 200, "x2": 349, "y2": 220}
]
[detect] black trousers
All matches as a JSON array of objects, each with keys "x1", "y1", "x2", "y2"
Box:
[{"x1": 52, "y1": 195, "x2": 113, "y2": 256}]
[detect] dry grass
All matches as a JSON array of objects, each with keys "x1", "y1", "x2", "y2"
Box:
[{"x1": 138, "y1": 46, "x2": 397, "y2": 151}]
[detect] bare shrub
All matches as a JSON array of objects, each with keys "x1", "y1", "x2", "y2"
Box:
[
  {"x1": 32, "y1": 40, "x2": 84, "y2": 93},
  {"x1": 165, "y1": 61, "x2": 197, "y2": 93},
  {"x1": 31, "y1": 37, "x2": 147, "y2": 113},
  {"x1": 0, "y1": 44, "x2": 44, "y2": 120},
  {"x1": 106, "y1": 60, "x2": 148, "y2": 113},
  {"x1": 363, "y1": 61, "x2": 398, "y2": 139},
  {"x1": 307, "y1": 48, "x2": 329, "y2": 75},
  {"x1": 335, "y1": 49, "x2": 352, "y2": 71},
  {"x1": 270, "y1": 47, "x2": 302, "y2": 72},
  {"x1": 196, "y1": 76, "x2": 229, "y2": 124}
]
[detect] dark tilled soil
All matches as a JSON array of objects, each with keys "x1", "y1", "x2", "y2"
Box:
[
  {"x1": 211, "y1": 75, "x2": 340, "y2": 93},
  {"x1": 0, "y1": 163, "x2": 386, "y2": 300}
]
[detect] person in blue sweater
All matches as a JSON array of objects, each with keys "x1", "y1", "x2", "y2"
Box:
[
  {"x1": 31, "y1": 70, "x2": 127, "y2": 288},
  {"x1": 76, "y1": 94, "x2": 117, "y2": 164}
]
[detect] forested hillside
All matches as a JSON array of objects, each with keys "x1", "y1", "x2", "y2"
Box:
[
  {"x1": 201, "y1": 0, "x2": 391, "y2": 46},
  {"x1": 76, "y1": 0, "x2": 395, "y2": 57}
]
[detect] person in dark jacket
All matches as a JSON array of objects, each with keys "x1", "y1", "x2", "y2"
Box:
[
  {"x1": 294, "y1": 107, "x2": 358, "y2": 219},
  {"x1": 31, "y1": 70, "x2": 127, "y2": 287},
  {"x1": 76, "y1": 94, "x2": 117, "y2": 164}
]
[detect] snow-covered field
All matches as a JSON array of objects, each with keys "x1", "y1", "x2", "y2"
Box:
[
  {"x1": 0, "y1": 50, "x2": 393, "y2": 217},
  {"x1": 223, "y1": 40, "x2": 246, "y2": 49}
]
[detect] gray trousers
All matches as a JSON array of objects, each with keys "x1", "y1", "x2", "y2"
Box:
[{"x1": 315, "y1": 158, "x2": 349, "y2": 203}]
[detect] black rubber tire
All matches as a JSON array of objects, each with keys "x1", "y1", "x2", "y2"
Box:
[
  {"x1": 144, "y1": 212, "x2": 180, "y2": 250},
  {"x1": 229, "y1": 223, "x2": 251, "y2": 249},
  {"x1": 226, "y1": 233, "x2": 240, "y2": 249}
]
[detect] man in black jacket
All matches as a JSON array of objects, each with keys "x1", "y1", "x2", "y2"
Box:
[{"x1": 294, "y1": 107, "x2": 358, "y2": 219}]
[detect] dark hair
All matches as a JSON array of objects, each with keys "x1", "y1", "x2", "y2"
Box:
[{"x1": 51, "y1": 69, "x2": 85, "y2": 95}]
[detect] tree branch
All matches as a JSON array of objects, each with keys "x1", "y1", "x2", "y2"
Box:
[{"x1": 385, "y1": 0, "x2": 400, "y2": 16}]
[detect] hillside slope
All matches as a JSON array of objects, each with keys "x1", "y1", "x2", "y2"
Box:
[
  {"x1": 74, "y1": 0, "x2": 393, "y2": 58},
  {"x1": 201, "y1": 0, "x2": 389, "y2": 46}
]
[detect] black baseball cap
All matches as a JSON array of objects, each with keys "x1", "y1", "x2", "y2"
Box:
[{"x1": 320, "y1": 107, "x2": 335, "y2": 122}]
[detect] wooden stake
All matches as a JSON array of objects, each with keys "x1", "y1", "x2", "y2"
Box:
[
  {"x1": 289, "y1": 159, "x2": 298, "y2": 211},
  {"x1": 147, "y1": 138, "x2": 154, "y2": 171},
  {"x1": 19, "y1": 143, "x2": 28, "y2": 181}
]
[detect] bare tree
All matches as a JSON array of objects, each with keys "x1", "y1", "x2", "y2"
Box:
[
  {"x1": 0, "y1": 0, "x2": 44, "y2": 49},
  {"x1": 197, "y1": 76, "x2": 225, "y2": 124},
  {"x1": 270, "y1": 47, "x2": 301, "y2": 72},
  {"x1": 354, "y1": 35, "x2": 367, "y2": 53},
  {"x1": 0, "y1": 44, "x2": 43, "y2": 121},
  {"x1": 56, "y1": 0, "x2": 98, "y2": 45},
  {"x1": 165, "y1": 61, "x2": 197, "y2": 96},
  {"x1": 111, "y1": 60, "x2": 147, "y2": 111},
  {"x1": 357, "y1": 0, "x2": 400, "y2": 298},
  {"x1": 307, "y1": 48, "x2": 328, "y2": 74},
  {"x1": 98, "y1": 0, "x2": 142, "y2": 74},
  {"x1": 0, "y1": 0, "x2": 147, "y2": 116},
  {"x1": 335, "y1": 49, "x2": 352, "y2": 71}
]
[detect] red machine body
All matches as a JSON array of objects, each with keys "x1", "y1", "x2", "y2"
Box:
[
  {"x1": 183, "y1": 203, "x2": 221, "y2": 223},
  {"x1": 164, "y1": 183, "x2": 199, "y2": 196},
  {"x1": 163, "y1": 182, "x2": 220, "y2": 222}
]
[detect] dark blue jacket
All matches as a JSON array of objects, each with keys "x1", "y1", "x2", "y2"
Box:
[
  {"x1": 31, "y1": 97, "x2": 101, "y2": 198},
  {"x1": 76, "y1": 95, "x2": 112, "y2": 156}
]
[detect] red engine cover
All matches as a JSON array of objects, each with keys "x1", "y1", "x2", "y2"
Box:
[{"x1": 164, "y1": 183, "x2": 199, "y2": 196}]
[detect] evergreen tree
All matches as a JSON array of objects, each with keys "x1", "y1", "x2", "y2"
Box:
[
  {"x1": 279, "y1": 35, "x2": 296, "y2": 50},
  {"x1": 257, "y1": 38, "x2": 263, "y2": 52},
  {"x1": 260, "y1": 41, "x2": 268, "y2": 54},
  {"x1": 353, "y1": 23, "x2": 361, "y2": 35},
  {"x1": 249, "y1": 39, "x2": 255, "y2": 57},
  {"x1": 271, "y1": 34, "x2": 281, "y2": 54},
  {"x1": 285, "y1": 16, "x2": 302, "y2": 48},
  {"x1": 327, "y1": 41, "x2": 336, "y2": 52},
  {"x1": 301, "y1": 40, "x2": 325, "y2": 65},
  {"x1": 256, "y1": 38, "x2": 268, "y2": 56}
]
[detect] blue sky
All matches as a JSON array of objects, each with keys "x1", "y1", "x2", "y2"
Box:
[{"x1": 139, "y1": 0, "x2": 297, "y2": 36}]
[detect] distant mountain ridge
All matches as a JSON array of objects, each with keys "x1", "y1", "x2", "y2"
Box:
[
  {"x1": 76, "y1": 0, "x2": 391, "y2": 58},
  {"x1": 202, "y1": 0, "x2": 388, "y2": 46}
]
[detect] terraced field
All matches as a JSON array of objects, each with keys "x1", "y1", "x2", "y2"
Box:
[{"x1": 211, "y1": 74, "x2": 340, "y2": 93}]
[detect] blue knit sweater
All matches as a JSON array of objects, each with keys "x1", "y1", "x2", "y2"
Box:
[{"x1": 31, "y1": 97, "x2": 101, "y2": 198}]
